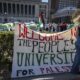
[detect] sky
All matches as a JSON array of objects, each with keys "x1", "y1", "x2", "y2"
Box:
[{"x1": 42, "y1": 0, "x2": 48, "y2": 2}]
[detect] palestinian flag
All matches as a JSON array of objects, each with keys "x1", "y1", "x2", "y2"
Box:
[{"x1": 37, "y1": 12, "x2": 45, "y2": 28}]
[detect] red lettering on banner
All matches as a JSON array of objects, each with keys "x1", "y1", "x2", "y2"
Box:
[
  {"x1": 46, "y1": 67, "x2": 52, "y2": 73},
  {"x1": 57, "y1": 34, "x2": 64, "y2": 40},
  {"x1": 44, "y1": 36, "x2": 51, "y2": 41},
  {"x1": 40, "y1": 68, "x2": 44, "y2": 74},
  {"x1": 18, "y1": 24, "x2": 36, "y2": 39},
  {"x1": 32, "y1": 31, "x2": 38, "y2": 40},
  {"x1": 39, "y1": 34, "x2": 45, "y2": 41},
  {"x1": 50, "y1": 35, "x2": 63, "y2": 41},
  {"x1": 39, "y1": 35, "x2": 64, "y2": 41},
  {"x1": 40, "y1": 66, "x2": 70, "y2": 74},
  {"x1": 55, "y1": 67, "x2": 63, "y2": 72},
  {"x1": 18, "y1": 24, "x2": 64, "y2": 41},
  {"x1": 19, "y1": 24, "x2": 29, "y2": 38},
  {"x1": 19, "y1": 24, "x2": 25, "y2": 38},
  {"x1": 49, "y1": 67, "x2": 54, "y2": 72},
  {"x1": 40, "y1": 67, "x2": 58, "y2": 74}
]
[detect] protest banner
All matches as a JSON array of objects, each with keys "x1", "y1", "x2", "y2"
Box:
[{"x1": 12, "y1": 23, "x2": 77, "y2": 78}]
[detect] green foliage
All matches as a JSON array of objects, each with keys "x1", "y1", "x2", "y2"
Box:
[{"x1": 0, "y1": 31, "x2": 14, "y2": 71}]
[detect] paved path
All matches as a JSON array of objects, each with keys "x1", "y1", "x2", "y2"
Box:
[{"x1": 3, "y1": 73, "x2": 79, "y2": 80}]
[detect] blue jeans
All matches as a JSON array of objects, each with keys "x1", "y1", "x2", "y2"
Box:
[{"x1": 71, "y1": 37, "x2": 80, "y2": 73}]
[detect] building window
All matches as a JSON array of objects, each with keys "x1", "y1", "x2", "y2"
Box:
[
  {"x1": 32, "y1": 5, "x2": 35, "y2": 16},
  {"x1": 3, "y1": 3, "x2": 7, "y2": 13},
  {"x1": 25, "y1": 5, "x2": 27, "y2": 15},
  {"x1": 0, "y1": 3, "x2": 2, "y2": 14},
  {"x1": 21, "y1": 4, "x2": 23, "y2": 15},
  {"x1": 8, "y1": 3, "x2": 11, "y2": 14},
  {"x1": 17, "y1": 4, "x2": 19, "y2": 15},
  {"x1": 12, "y1": 4, "x2": 15, "y2": 15},
  {"x1": 29, "y1": 5, "x2": 31, "y2": 15}
]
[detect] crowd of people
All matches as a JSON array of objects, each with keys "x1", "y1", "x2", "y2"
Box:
[{"x1": 39, "y1": 22, "x2": 73, "y2": 33}]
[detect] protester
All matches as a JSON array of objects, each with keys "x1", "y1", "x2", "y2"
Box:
[
  {"x1": 57, "y1": 23, "x2": 60, "y2": 32},
  {"x1": 62, "y1": 22, "x2": 67, "y2": 30},
  {"x1": 52, "y1": 23, "x2": 57, "y2": 32},
  {"x1": 49, "y1": 23, "x2": 52, "y2": 32},
  {"x1": 59, "y1": 22, "x2": 67, "y2": 31},
  {"x1": 59, "y1": 22, "x2": 63, "y2": 31},
  {"x1": 71, "y1": 9, "x2": 80, "y2": 74},
  {"x1": 52, "y1": 25, "x2": 55, "y2": 32},
  {"x1": 45, "y1": 24, "x2": 49, "y2": 31}
]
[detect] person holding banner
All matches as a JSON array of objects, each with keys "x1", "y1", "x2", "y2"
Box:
[{"x1": 71, "y1": 9, "x2": 80, "y2": 74}]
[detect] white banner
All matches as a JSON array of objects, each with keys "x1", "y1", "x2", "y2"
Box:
[{"x1": 12, "y1": 23, "x2": 77, "y2": 78}]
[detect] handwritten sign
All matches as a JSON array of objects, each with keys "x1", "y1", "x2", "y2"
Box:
[{"x1": 12, "y1": 23, "x2": 77, "y2": 78}]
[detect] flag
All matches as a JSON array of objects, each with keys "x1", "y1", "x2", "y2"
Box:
[
  {"x1": 37, "y1": 12, "x2": 45, "y2": 28},
  {"x1": 38, "y1": 15, "x2": 43, "y2": 28}
]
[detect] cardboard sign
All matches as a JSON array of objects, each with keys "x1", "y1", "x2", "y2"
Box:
[{"x1": 12, "y1": 23, "x2": 77, "y2": 78}]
